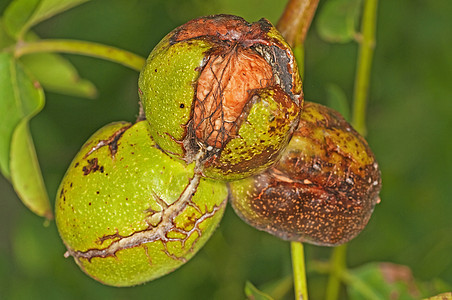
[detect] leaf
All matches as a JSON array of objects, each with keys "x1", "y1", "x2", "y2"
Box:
[
  {"x1": 10, "y1": 120, "x2": 52, "y2": 219},
  {"x1": 424, "y1": 292, "x2": 452, "y2": 300},
  {"x1": 3, "y1": 0, "x2": 91, "y2": 39},
  {"x1": 1, "y1": 0, "x2": 40, "y2": 39},
  {"x1": 20, "y1": 52, "x2": 97, "y2": 98},
  {"x1": 0, "y1": 20, "x2": 16, "y2": 50},
  {"x1": 0, "y1": 52, "x2": 52, "y2": 218},
  {"x1": 19, "y1": 31, "x2": 97, "y2": 98},
  {"x1": 258, "y1": 275, "x2": 293, "y2": 300},
  {"x1": 347, "y1": 262, "x2": 420, "y2": 300},
  {"x1": 0, "y1": 53, "x2": 24, "y2": 177},
  {"x1": 316, "y1": 0, "x2": 362, "y2": 43},
  {"x1": 245, "y1": 281, "x2": 275, "y2": 300},
  {"x1": 326, "y1": 83, "x2": 350, "y2": 121}
]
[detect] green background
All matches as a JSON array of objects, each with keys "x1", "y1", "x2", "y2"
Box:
[{"x1": 0, "y1": 0, "x2": 451, "y2": 299}]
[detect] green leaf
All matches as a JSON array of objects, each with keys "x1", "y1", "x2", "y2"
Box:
[
  {"x1": 0, "y1": 52, "x2": 24, "y2": 177},
  {"x1": 3, "y1": 0, "x2": 90, "y2": 39},
  {"x1": 18, "y1": 31, "x2": 97, "y2": 98},
  {"x1": 259, "y1": 275, "x2": 293, "y2": 300},
  {"x1": 424, "y1": 292, "x2": 452, "y2": 300},
  {"x1": 20, "y1": 52, "x2": 97, "y2": 98},
  {"x1": 316, "y1": 0, "x2": 362, "y2": 43},
  {"x1": 245, "y1": 281, "x2": 275, "y2": 300},
  {"x1": 0, "y1": 52, "x2": 52, "y2": 218},
  {"x1": 326, "y1": 83, "x2": 350, "y2": 121},
  {"x1": 347, "y1": 263, "x2": 420, "y2": 300},
  {"x1": 0, "y1": 20, "x2": 16, "y2": 50},
  {"x1": 2, "y1": 0, "x2": 40, "y2": 39},
  {"x1": 10, "y1": 120, "x2": 52, "y2": 219}
]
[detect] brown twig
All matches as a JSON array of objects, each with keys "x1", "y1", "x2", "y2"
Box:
[{"x1": 277, "y1": 0, "x2": 320, "y2": 47}]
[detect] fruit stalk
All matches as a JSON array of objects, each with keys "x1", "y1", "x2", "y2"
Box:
[
  {"x1": 277, "y1": 0, "x2": 320, "y2": 47},
  {"x1": 291, "y1": 242, "x2": 308, "y2": 300},
  {"x1": 277, "y1": 2, "x2": 320, "y2": 299}
]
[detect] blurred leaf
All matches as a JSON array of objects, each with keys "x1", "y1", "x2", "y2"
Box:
[
  {"x1": 3, "y1": 0, "x2": 90, "y2": 39},
  {"x1": 424, "y1": 292, "x2": 452, "y2": 300},
  {"x1": 20, "y1": 52, "x2": 97, "y2": 98},
  {"x1": 316, "y1": 0, "x2": 362, "y2": 43},
  {"x1": 0, "y1": 21, "x2": 16, "y2": 50},
  {"x1": 18, "y1": 31, "x2": 97, "y2": 98},
  {"x1": 0, "y1": 52, "x2": 51, "y2": 218},
  {"x1": 2, "y1": 0, "x2": 40, "y2": 39},
  {"x1": 325, "y1": 83, "x2": 350, "y2": 121},
  {"x1": 245, "y1": 281, "x2": 275, "y2": 300},
  {"x1": 260, "y1": 275, "x2": 293, "y2": 300},
  {"x1": 347, "y1": 262, "x2": 420, "y2": 300}
]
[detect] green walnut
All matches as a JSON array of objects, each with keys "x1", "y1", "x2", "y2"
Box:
[
  {"x1": 138, "y1": 14, "x2": 303, "y2": 181},
  {"x1": 229, "y1": 102, "x2": 381, "y2": 246},
  {"x1": 55, "y1": 121, "x2": 228, "y2": 286}
]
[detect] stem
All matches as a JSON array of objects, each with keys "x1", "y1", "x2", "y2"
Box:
[
  {"x1": 14, "y1": 39, "x2": 145, "y2": 72},
  {"x1": 278, "y1": 3, "x2": 321, "y2": 300},
  {"x1": 277, "y1": 0, "x2": 320, "y2": 47},
  {"x1": 352, "y1": 0, "x2": 378, "y2": 135},
  {"x1": 291, "y1": 242, "x2": 308, "y2": 300},
  {"x1": 325, "y1": 244, "x2": 347, "y2": 300}
]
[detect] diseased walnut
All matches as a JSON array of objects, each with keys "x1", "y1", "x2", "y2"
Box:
[
  {"x1": 138, "y1": 14, "x2": 303, "y2": 180},
  {"x1": 229, "y1": 102, "x2": 381, "y2": 246}
]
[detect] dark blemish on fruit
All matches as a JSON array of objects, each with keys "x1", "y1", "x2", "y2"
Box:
[
  {"x1": 180, "y1": 103, "x2": 185, "y2": 108},
  {"x1": 83, "y1": 158, "x2": 100, "y2": 175},
  {"x1": 84, "y1": 125, "x2": 131, "y2": 159},
  {"x1": 74, "y1": 162, "x2": 79, "y2": 168}
]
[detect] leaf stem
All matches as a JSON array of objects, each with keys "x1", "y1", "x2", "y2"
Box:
[
  {"x1": 291, "y1": 242, "x2": 308, "y2": 300},
  {"x1": 352, "y1": 0, "x2": 378, "y2": 135},
  {"x1": 14, "y1": 39, "x2": 146, "y2": 72}
]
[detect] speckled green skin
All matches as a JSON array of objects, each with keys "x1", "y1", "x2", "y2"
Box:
[
  {"x1": 229, "y1": 102, "x2": 381, "y2": 246},
  {"x1": 55, "y1": 121, "x2": 227, "y2": 286},
  {"x1": 138, "y1": 15, "x2": 302, "y2": 181},
  {"x1": 138, "y1": 35, "x2": 213, "y2": 157}
]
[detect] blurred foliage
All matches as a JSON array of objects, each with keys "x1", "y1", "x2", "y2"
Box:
[{"x1": 0, "y1": 0, "x2": 451, "y2": 299}]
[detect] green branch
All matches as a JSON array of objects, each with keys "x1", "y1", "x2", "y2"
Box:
[
  {"x1": 15, "y1": 39, "x2": 146, "y2": 72},
  {"x1": 291, "y1": 242, "x2": 308, "y2": 300},
  {"x1": 352, "y1": 0, "x2": 379, "y2": 135}
]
